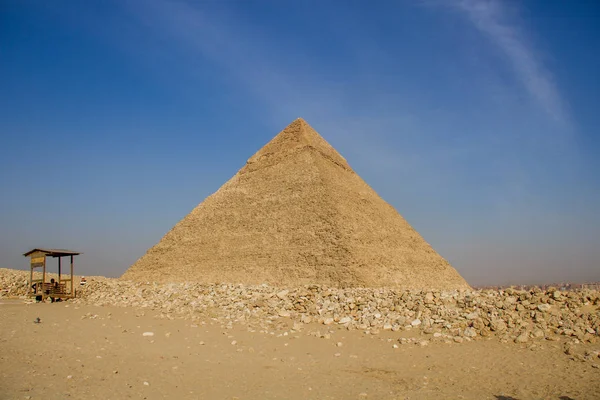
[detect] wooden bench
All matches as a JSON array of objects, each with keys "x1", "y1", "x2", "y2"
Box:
[{"x1": 40, "y1": 282, "x2": 67, "y2": 296}]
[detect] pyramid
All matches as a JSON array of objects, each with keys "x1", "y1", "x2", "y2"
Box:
[{"x1": 122, "y1": 118, "x2": 469, "y2": 290}]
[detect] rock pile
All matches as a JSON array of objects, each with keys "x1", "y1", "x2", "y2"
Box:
[
  {"x1": 0, "y1": 268, "x2": 102, "y2": 298},
  {"x1": 2, "y1": 268, "x2": 598, "y2": 346},
  {"x1": 0, "y1": 268, "x2": 31, "y2": 297}
]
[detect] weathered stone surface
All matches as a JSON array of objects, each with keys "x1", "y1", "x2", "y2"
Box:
[{"x1": 121, "y1": 119, "x2": 470, "y2": 290}]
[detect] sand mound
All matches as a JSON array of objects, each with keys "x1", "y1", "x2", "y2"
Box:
[{"x1": 122, "y1": 118, "x2": 469, "y2": 289}]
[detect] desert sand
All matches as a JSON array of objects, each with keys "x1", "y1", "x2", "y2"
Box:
[{"x1": 1, "y1": 298, "x2": 599, "y2": 400}]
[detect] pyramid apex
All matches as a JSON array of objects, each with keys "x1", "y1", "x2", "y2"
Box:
[
  {"x1": 242, "y1": 118, "x2": 351, "y2": 173},
  {"x1": 286, "y1": 117, "x2": 308, "y2": 128}
]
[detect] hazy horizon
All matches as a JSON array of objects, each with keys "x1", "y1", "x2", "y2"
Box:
[{"x1": 1, "y1": 1, "x2": 599, "y2": 287}]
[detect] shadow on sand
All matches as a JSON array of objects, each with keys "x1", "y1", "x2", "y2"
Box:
[{"x1": 495, "y1": 396, "x2": 576, "y2": 400}]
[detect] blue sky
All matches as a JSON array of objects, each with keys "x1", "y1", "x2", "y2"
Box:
[{"x1": 1, "y1": 0, "x2": 599, "y2": 286}]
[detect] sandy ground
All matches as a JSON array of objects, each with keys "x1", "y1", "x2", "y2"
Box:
[{"x1": 1, "y1": 300, "x2": 598, "y2": 400}]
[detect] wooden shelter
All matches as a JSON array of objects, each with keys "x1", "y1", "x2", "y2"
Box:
[{"x1": 23, "y1": 248, "x2": 81, "y2": 300}]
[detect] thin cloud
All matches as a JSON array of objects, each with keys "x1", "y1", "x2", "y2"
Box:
[
  {"x1": 119, "y1": 0, "x2": 421, "y2": 167},
  {"x1": 455, "y1": 0, "x2": 567, "y2": 123},
  {"x1": 117, "y1": 0, "x2": 562, "y2": 195}
]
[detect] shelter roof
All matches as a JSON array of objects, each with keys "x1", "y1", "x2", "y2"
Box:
[{"x1": 23, "y1": 248, "x2": 81, "y2": 258}]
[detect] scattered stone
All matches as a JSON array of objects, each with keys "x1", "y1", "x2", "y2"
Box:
[
  {"x1": 276, "y1": 290, "x2": 289, "y2": 300},
  {"x1": 142, "y1": 332, "x2": 154, "y2": 337},
  {"x1": 424, "y1": 292, "x2": 434, "y2": 304},
  {"x1": 532, "y1": 330, "x2": 545, "y2": 339},
  {"x1": 537, "y1": 304, "x2": 552, "y2": 312},
  {"x1": 463, "y1": 328, "x2": 477, "y2": 338},
  {"x1": 466, "y1": 312, "x2": 479, "y2": 320},
  {"x1": 411, "y1": 319, "x2": 422, "y2": 327},
  {"x1": 564, "y1": 345, "x2": 574, "y2": 355},
  {"x1": 489, "y1": 318, "x2": 507, "y2": 332},
  {"x1": 515, "y1": 333, "x2": 529, "y2": 344},
  {"x1": 552, "y1": 291, "x2": 562, "y2": 300}
]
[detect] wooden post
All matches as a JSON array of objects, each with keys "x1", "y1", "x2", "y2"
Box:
[
  {"x1": 42, "y1": 256, "x2": 46, "y2": 300},
  {"x1": 70, "y1": 255, "x2": 74, "y2": 297},
  {"x1": 58, "y1": 256, "x2": 62, "y2": 282},
  {"x1": 29, "y1": 252, "x2": 46, "y2": 297},
  {"x1": 29, "y1": 264, "x2": 33, "y2": 295}
]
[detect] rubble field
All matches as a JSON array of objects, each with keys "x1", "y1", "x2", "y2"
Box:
[{"x1": 2, "y1": 268, "x2": 598, "y2": 351}]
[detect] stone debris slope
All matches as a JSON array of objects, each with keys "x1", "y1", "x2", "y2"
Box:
[
  {"x1": 0, "y1": 268, "x2": 97, "y2": 297},
  {"x1": 122, "y1": 118, "x2": 468, "y2": 289},
  {"x1": 2, "y1": 269, "x2": 598, "y2": 354}
]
